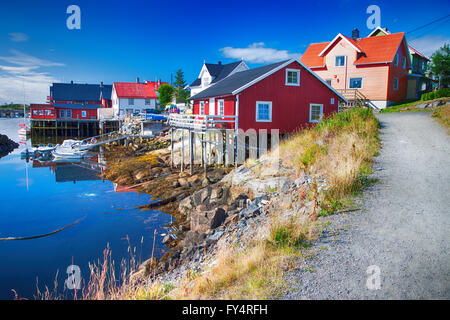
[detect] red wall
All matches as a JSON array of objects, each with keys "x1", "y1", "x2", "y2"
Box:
[
  {"x1": 387, "y1": 41, "x2": 409, "y2": 102},
  {"x1": 30, "y1": 105, "x2": 56, "y2": 119},
  {"x1": 238, "y1": 61, "x2": 340, "y2": 133},
  {"x1": 55, "y1": 108, "x2": 98, "y2": 120}
]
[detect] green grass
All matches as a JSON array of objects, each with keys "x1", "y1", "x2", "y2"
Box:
[{"x1": 381, "y1": 97, "x2": 450, "y2": 113}]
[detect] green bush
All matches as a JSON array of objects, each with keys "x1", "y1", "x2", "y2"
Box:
[{"x1": 421, "y1": 88, "x2": 450, "y2": 101}]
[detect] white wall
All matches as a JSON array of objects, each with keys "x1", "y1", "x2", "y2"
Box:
[{"x1": 111, "y1": 85, "x2": 157, "y2": 116}]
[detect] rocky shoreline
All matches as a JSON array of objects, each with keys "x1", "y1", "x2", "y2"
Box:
[{"x1": 0, "y1": 134, "x2": 19, "y2": 158}]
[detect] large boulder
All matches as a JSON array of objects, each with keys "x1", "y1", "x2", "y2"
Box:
[{"x1": 190, "y1": 207, "x2": 227, "y2": 233}]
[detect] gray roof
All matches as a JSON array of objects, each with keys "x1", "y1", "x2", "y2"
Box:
[
  {"x1": 51, "y1": 83, "x2": 112, "y2": 101},
  {"x1": 189, "y1": 61, "x2": 243, "y2": 87},
  {"x1": 53, "y1": 103, "x2": 103, "y2": 109},
  {"x1": 189, "y1": 60, "x2": 288, "y2": 100}
]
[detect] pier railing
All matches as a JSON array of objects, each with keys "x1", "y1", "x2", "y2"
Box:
[{"x1": 168, "y1": 114, "x2": 237, "y2": 130}]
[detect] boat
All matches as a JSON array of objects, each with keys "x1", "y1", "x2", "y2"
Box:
[
  {"x1": 52, "y1": 140, "x2": 89, "y2": 159},
  {"x1": 36, "y1": 143, "x2": 57, "y2": 153}
]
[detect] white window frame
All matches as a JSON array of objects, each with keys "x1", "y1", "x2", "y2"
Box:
[
  {"x1": 393, "y1": 77, "x2": 399, "y2": 90},
  {"x1": 394, "y1": 53, "x2": 398, "y2": 66},
  {"x1": 66, "y1": 109, "x2": 72, "y2": 118},
  {"x1": 81, "y1": 110, "x2": 87, "y2": 118},
  {"x1": 309, "y1": 103, "x2": 323, "y2": 123},
  {"x1": 255, "y1": 101, "x2": 272, "y2": 122},
  {"x1": 330, "y1": 98, "x2": 335, "y2": 105},
  {"x1": 285, "y1": 69, "x2": 300, "y2": 86},
  {"x1": 218, "y1": 99, "x2": 225, "y2": 116},
  {"x1": 199, "y1": 101, "x2": 205, "y2": 115},
  {"x1": 335, "y1": 55, "x2": 346, "y2": 67},
  {"x1": 402, "y1": 56, "x2": 406, "y2": 69},
  {"x1": 145, "y1": 99, "x2": 151, "y2": 105},
  {"x1": 349, "y1": 77, "x2": 363, "y2": 89}
]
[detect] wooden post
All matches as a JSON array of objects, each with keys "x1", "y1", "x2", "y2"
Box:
[
  {"x1": 181, "y1": 129, "x2": 184, "y2": 172},
  {"x1": 170, "y1": 128, "x2": 174, "y2": 169},
  {"x1": 189, "y1": 130, "x2": 193, "y2": 175}
]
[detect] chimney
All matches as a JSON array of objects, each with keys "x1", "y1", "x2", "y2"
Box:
[
  {"x1": 352, "y1": 28, "x2": 359, "y2": 40},
  {"x1": 136, "y1": 77, "x2": 140, "y2": 83},
  {"x1": 218, "y1": 61, "x2": 222, "y2": 65},
  {"x1": 100, "y1": 81, "x2": 103, "y2": 87}
]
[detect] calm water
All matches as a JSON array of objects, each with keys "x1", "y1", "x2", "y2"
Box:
[{"x1": 0, "y1": 118, "x2": 171, "y2": 299}]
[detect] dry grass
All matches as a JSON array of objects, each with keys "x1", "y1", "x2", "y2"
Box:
[
  {"x1": 432, "y1": 104, "x2": 450, "y2": 132},
  {"x1": 281, "y1": 108, "x2": 380, "y2": 209}
]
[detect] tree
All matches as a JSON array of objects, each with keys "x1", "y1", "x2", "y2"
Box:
[
  {"x1": 429, "y1": 43, "x2": 450, "y2": 88},
  {"x1": 157, "y1": 84, "x2": 175, "y2": 106},
  {"x1": 173, "y1": 69, "x2": 189, "y2": 103}
]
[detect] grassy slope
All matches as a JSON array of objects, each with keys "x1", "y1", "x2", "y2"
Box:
[
  {"x1": 381, "y1": 97, "x2": 449, "y2": 113},
  {"x1": 432, "y1": 104, "x2": 450, "y2": 132}
]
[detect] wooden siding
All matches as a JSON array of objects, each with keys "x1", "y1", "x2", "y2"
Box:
[
  {"x1": 311, "y1": 38, "x2": 391, "y2": 101},
  {"x1": 237, "y1": 61, "x2": 339, "y2": 133}
]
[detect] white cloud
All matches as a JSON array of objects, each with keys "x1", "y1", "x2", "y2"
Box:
[
  {"x1": 0, "y1": 49, "x2": 64, "y2": 67},
  {"x1": 9, "y1": 32, "x2": 29, "y2": 42},
  {"x1": 220, "y1": 42, "x2": 300, "y2": 64},
  {"x1": 408, "y1": 35, "x2": 450, "y2": 58},
  {"x1": 0, "y1": 50, "x2": 64, "y2": 104}
]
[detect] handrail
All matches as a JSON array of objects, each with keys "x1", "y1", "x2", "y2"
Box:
[{"x1": 168, "y1": 114, "x2": 237, "y2": 130}]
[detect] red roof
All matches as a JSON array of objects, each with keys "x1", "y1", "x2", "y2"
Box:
[
  {"x1": 113, "y1": 81, "x2": 166, "y2": 99},
  {"x1": 301, "y1": 32, "x2": 406, "y2": 67}
]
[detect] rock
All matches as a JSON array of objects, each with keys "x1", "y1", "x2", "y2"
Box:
[
  {"x1": 235, "y1": 193, "x2": 249, "y2": 208},
  {"x1": 240, "y1": 203, "x2": 261, "y2": 218},
  {"x1": 224, "y1": 213, "x2": 240, "y2": 226},
  {"x1": 210, "y1": 187, "x2": 223, "y2": 201},
  {"x1": 415, "y1": 103, "x2": 429, "y2": 109},
  {"x1": 0, "y1": 134, "x2": 19, "y2": 158},
  {"x1": 178, "y1": 177, "x2": 190, "y2": 187},
  {"x1": 192, "y1": 187, "x2": 211, "y2": 206},
  {"x1": 190, "y1": 207, "x2": 227, "y2": 233},
  {"x1": 208, "y1": 231, "x2": 224, "y2": 242},
  {"x1": 183, "y1": 231, "x2": 206, "y2": 247}
]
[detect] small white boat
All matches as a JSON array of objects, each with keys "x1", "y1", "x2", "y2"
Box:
[
  {"x1": 36, "y1": 143, "x2": 57, "y2": 153},
  {"x1": 52, "y1": 140, "x2": 89, "y2": 159}
]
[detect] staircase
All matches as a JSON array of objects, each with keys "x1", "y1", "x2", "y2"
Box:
[{"x1": 337, "y1": 89, "x2": 380, "y2": 111}]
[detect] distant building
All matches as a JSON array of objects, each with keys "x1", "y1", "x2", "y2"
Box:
[
  {"x1": 369, "y1": 26, "x2": 433, "y2": 100},
  {"x1": 30, "y1": 81, "x2": 112, "y2": 120},
  {"x1": 301, "y1": 28, "x2": 412, "y2": 109},
  {"x1": 189, "y1": 61, "x2": 249, "y2": 97},
  {"x1": 111, "y1": 79, "x2": 165, "y2": 117}
]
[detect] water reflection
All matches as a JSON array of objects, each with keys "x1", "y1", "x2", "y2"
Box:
[{"x1": 0, "y1": 118, "x2": 172, "y2": 300}]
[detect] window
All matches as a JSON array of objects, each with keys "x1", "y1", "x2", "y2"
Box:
[
  {"x1": 202, "y1": 77, "x2": 210, "y2": 87},
  {"x1": 255, "y1": 101, "x2": 272, "y2": 122},
  {"x1": 309, "y1": 104, "x2": 323, "y2": 123},
  {"x1": 145, "y1": 99, "x2": 151, "y2": 105},
  {"x1": 402, "y1": 56, "x2": 406, "y2": 69},
  {"x1": 66, "y1": 109, "x2": 72, "y2": 118},
  {"x1": 335, "y1": 56, "x2": 346, "y2": 66},
  {"x1": 38, "y1": 110, "x2": 44, "y2": 116},
  {"x1": 330, "y1": 98, "x2": 335, "y2": 105},
  {"x1": 45, "y1": 110, "x2": 51, "y2": 116},
  {"x1": 349, "y1": 77, "x2": 362, "y2": 88},
  {"x1": 326, "y1": 79, "x2": 332, "y2": 86},
  {"x1": 421, "y1": 61, "x2": 426, "y2": 71},
  {"x1": 394, "y1": 53, "x2": 398, "y2": 66},
  {"x1": 59, "y1": 110, "x2": 65, "y2": 118},
  {"x1": 81, "y1": 110, "x2": 87, "y2": 118},
  {"x1": 285, "y1": 69, "x2": 300, "y2": 86},
  {"x1": 32, "y1": 110, "x2": 38, "y2": 116},
  {"x1": 393, "y1": 77, "x2": 399, "y2": 90},
  {"x1": 128, "y1": 98, "x2": 134, "y2": 105},
  {"x1": 218, "y1": 99, "x2": 224, "y2": 115},
  {"x1": 199, "y1": 101, "x2": 205, "y2": 115}
]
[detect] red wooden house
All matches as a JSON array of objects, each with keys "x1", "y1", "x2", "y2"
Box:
[
  {"x1": 188, "y1": 59, "x2": 346, "y2": 133},
  {"x1": 30, "y1": 82, "x2": 112, "y2": 121}
]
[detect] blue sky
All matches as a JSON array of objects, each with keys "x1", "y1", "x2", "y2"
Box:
[{"x1": 0, "y1": 0, "x2": 449, "y2": 104}]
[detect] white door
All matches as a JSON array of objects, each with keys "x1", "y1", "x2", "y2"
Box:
[{"x1": 209, "y1": 98, "x2": 215, "y2": 115}]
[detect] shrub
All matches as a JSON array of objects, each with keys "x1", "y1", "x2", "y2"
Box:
[{"x1": 421, "y1": 88, "x2": 450, "y2": 101}]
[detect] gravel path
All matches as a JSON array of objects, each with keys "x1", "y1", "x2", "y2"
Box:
[{"x1": 284, "y1": 112, "x2": 450, "y2": 299}]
